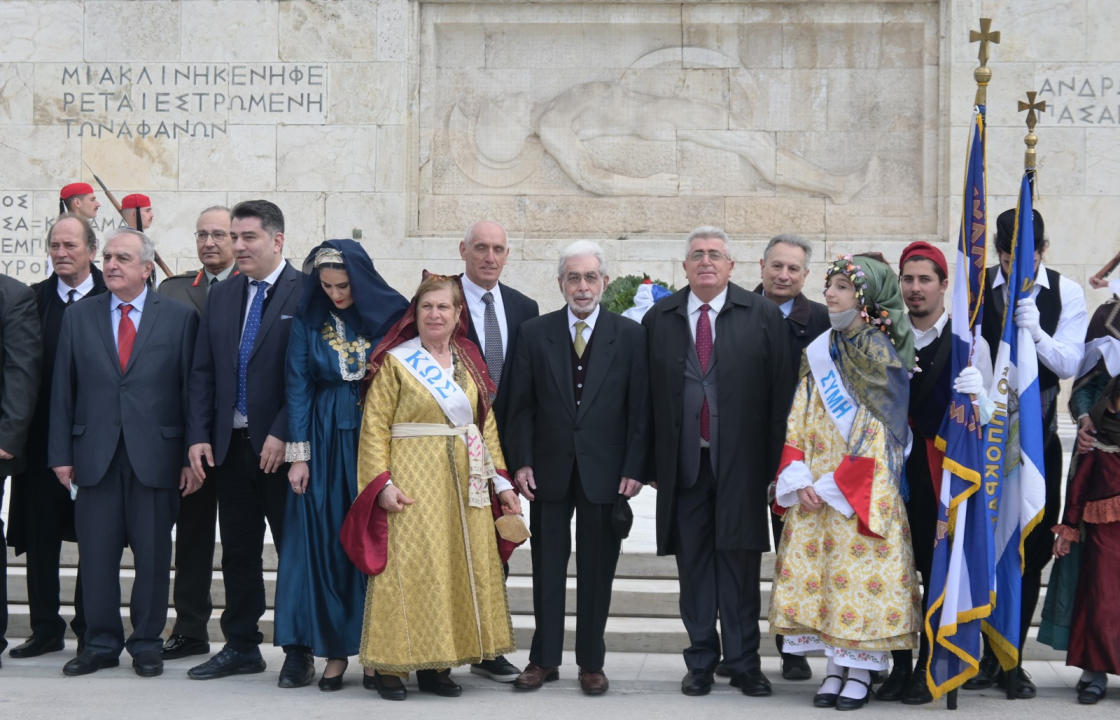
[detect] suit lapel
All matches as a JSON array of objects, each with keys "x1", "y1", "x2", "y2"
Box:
[
  {"x1": 124, "y1": 293, "x2": 160, "y2": 374},
  {"x1": 249, "y1": 262, "x2": 295, "y2": 362},
  {"x1": 545, "y1": 311, "x2": 576, "y2": 417},
  {"x1": 95, "y1": 294, "x2": 120, "y2": 375},
  {"x1": 577, "y1": 310, "x2": 617, "y2": 418}
]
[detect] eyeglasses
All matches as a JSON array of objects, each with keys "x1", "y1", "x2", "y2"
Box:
[
  {"x1": 195, "y1": 230, "x2": 229, "y2": 241},
  {"x1": 687, "y1": 250, "x2": 729, "y2": 263},
  {"x1": 564, "y1": 272, "x2": 602, "y2": 285}
]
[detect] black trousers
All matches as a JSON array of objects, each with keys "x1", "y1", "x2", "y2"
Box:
[
  {"x1": 15, "y1": 465, "x2": 86, "y2": 642},
  {"x1": 1, "y1": 476, "x2": 7, "y2": 653},
  {"x1": 1018, "y1": 431, "x2": 1064, "y2": 648},
  {"x1": 213, "y1": 429, "x2": 287, "y2": 652},
  {"x1": 901, "y1": 437, "x2": 940, "y2": 669},
  {"x1": 528, "y1": 470, "x2": 621, "y2": 670},
  {"x1": 675, "y1": 449, "x2": 762, "y2": 675},
  {"x1": 170, "y1": 465, "x2": 218, "y2": 641},
  {"x1": 75, "y1": 439, "x2": 178, "y2": 658}
]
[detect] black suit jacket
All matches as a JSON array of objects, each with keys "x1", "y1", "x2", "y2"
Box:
[
  {"x1": 48, "y1": 291, "x2": 198, "y2": 487},
  {"x1": 188, "y1": 262, "x2": 302, "y2": 463},
  {"x1": 463, "y1": 279, "x2": 539, "y2": 446},
  {"x1": 507, "y1": 307, "x2": 649, "y2": 505},
  {"x1": 0, "y1": 275, "x2": 41, "y2": 476},
  {"x1": 643, "y1": 283, "x2": 793, "y2": 554}
]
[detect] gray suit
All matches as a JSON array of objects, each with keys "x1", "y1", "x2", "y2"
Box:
[{"x1": 48, "y1": 290, "x2": 198, "y2": 658}]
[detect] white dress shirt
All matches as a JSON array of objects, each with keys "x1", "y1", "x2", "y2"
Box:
[
  {"x1": 57, "y1": 273, "x2": 95, "y2": 303},
  {"x1": 568, "y1": 303, "x2": 600, "y2": 344},
  {"x1": 991, "y1": 262, "x2": 1088, "y2": 379},
  {"x1": 110, "y1": 287, "x2": 148, "y2": 346},
  {"x1": 908, "y1": 308, "x2": 994, "y2": 387},
  {"x1": 461, "y1": 274, "x2": 508, "y2": 357},
  {"x1": 687, "y1": 286, "x2": 728, "y2": 344}
]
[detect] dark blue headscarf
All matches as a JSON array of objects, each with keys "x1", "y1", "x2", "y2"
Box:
[{"x1": 298, "y1": 238, "x2": 408, "y2": 346}]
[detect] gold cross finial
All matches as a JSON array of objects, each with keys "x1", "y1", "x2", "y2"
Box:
[
  {"x1": 970, "y1": 18, "x2": 1000, "y2": 67},
  {"x1": 1019, "y1": 91, "x2": 1046, "y2": 172},
  {"x1": 969, "y1": 19, "x2": 999, "y2": 105}
]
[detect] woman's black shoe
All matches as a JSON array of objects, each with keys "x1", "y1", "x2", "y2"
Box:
[
  {"x1": 364, "y1": 671, "x2": 407, "y2": 700},
  {"x1": 319, "y1": 660, "x2": 347, "y2": 692},
  {"x1": 836, "y1": 676, "x2": 871, "y2": 711},
  {"x1": 813, "y1": 674, "x2": 845, "y2": 708},
  {"x1": 416, "y1": 668, "x2": 462, "y2": 697}
]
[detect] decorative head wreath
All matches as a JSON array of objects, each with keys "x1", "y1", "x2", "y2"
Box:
[
  {"x1": 825, "y1": 254, "x2": 891, "y2": 332},
  {"x1": 313, "y1": 247, "x2": 345, "y2": 268}
]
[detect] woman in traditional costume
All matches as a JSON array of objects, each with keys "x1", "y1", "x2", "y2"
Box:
[
  {"x1": 1053, "y1": 376, "x2": 1120, "y2": 704},
  {"x1": 344, "y1": 273, "x2": 523, "y2": 700},
  {"x1": 273, "y1": 240, "x2": 408, "y2": 690},
  {"x1": 769, "y1": 254, "x2": 921, "y2": 710}
]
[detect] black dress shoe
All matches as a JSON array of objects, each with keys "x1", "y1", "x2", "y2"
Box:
[
  {"x1": 874, "y1": 664, "x2": 910, "y2": 701},
  {"x1": 470, "y1": 655, "x2": 520, "y2": 682},
  {"x1": 9, "y1": 635, "x2": 65, "y2": 658},
  {"x1": 734, "y1": 669, "x2": 772, "y2": 697},
  {"x1": 962, "y1": 655, "x2": 997, "y2": 690},
  {"x1": 318, "y1": 660, "x2": 347, "y2": 692},
  {"x1": 781, "y1": 653, "x2": 812, "y2": 680},
  {"x1": 813, "y1": 674, "x2": 845, "y2": 708},
  {"x1": 999, "y1": 667, "x2": 1036, "y2": 699},
  {"x1": 278, "y1": 649, "x2": 315, "y2": 688},
  {"x1": 714, "y1": 661, "x2": 732, "y2": 678},
  {"x1": 681, "y1": 670, "x2": 714, "y2": 696},
  {"x1": 901, "y1": 671, "x2": 933, "y2": 705},
  {"x1": 63, "y1": 650, "x2": 120, "y2": 676},
  {"x1": 1078, "y1": 682, "x2": 1106, "y2": 705},
  {"x1": 417, "y1": 668, "x2": 462, "y2": 697},
  {"x1": 187, "y1": 646, "x2": 266, "y2": 680},
  {"x1": 364, "y1": 671, "x2": 407, "y2": 700},
  {"x1": 836, "y1": 676, "x2": 871, "y2": 710},
  {"x1": 132, "y1": 651, "x2": 164, "y2": 677},
  {"x1": 161, "y1": 635, "x2": 210, "y2": 660}
]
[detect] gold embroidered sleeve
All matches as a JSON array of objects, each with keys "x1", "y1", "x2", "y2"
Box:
[{"x1": 357, "y1": 356, "x2": 401, "y2": 493}]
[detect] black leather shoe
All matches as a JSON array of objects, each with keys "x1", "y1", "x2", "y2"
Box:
[
  {"x1": 132, "y1": 651, "x2": 164, "y2": 677},
  {"x1": 161, "y1": 635, "x2": 210, "y2": 660},
  {"x1": 187, "y1": 646, "x2": 267, "y2": 680},
  {"x1": 417, "y1": 668, "x2": 462, "y2": 697},
  {"x1": 1078, "y1": 682, "x2": 1106, "y2": 705},
  {"x1": 962, "y1": 655, "x2": 997, "y2": 690},
  {"x1": 714, "y1": 661, "x2": 732, "y2": 678},
  {"x1": 901, "y1": 670, "x2": 933, "y2": 705},
  {"x1": 1000, "y1": 667, "x2": 1036, "y2": 699},
  {"x1": 781, "y1": 652, "x2": 812, "y2": 680},
  {"x1": 836, "y1": 676, "x2": 871, "y2": 710},
  {"x1": 278, "y1": 649, "x2": 315, "y2": 688},
  {"x1": 365, "y1": 671, "x2": 407, "y2": 700},
  {"x1": 10, "y1": 635, "x2": 66, "y2": 659},
  {"x1": 318, "y1": 660, "x2": 347, "y2": 692},
  {"x1": 681, "y1": 670, "x2": 714, "y2": 696},
  {"x1": 470, "y1": 655, "x2": 520, "y2": 682},
  {"x1": 813, "y1": 674, "x2": 845, "y2": 708},
  {"x1": 875, "y1": 664, "x2": 910, "y2": 701},
  {"x1": 734, "y1": 669, "x2": 772, "y2": 697},
  {"x1": 63, "y1": 650, "x2": 120, "y2": 676}
]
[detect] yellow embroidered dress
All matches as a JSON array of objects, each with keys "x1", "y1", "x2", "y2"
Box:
[
  {"x1": 768, "y1": 342, "x2": 921, "y2": 667},
  {"x1": 355, "y1": 351, "x2": 515, "y2": 672}
]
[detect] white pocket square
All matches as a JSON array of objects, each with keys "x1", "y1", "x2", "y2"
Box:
[{"x1": 281, "y1": 314, "x2": 294, "y2": 319}]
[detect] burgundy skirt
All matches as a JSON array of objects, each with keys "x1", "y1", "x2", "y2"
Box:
[{"x1": 1068, "y1": 521, "x2": 1120, "y2": 674}]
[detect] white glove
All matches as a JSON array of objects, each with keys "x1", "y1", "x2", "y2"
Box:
[
  {"x1": 953, "y1": 366, "x2": 984, "y2": 395},
  {"x1": 1014, "y1": 297, "x2": 1044, "y2": 342}
]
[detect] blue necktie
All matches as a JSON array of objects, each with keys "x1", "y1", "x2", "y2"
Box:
[{"x1": 237, "y1": 280, "x2": 269, "y2": 416}]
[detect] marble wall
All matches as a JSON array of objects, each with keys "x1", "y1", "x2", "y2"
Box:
[{"x1": 0, "y1": 0, "x2": 1116, "y2": 314}]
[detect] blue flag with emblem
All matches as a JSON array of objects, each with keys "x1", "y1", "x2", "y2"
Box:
[
  {"x1": 925, "y1": 105, "x2": 993, "y2": 698},
  {"x1": 981, "y1": 170, "x2": 1048, "y2": 671}
]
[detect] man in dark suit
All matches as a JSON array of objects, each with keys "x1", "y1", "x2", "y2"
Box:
[
  {"x1": 644, "y1": 226, "x2": 792, "y2": 698},
  {"x1": 749, "y1": 233, "x2": 828, "y2": 682},
  {"x1": 49, "y1": 228, "x2": 199, "y2": 677},
  {"x1": 458, "y1": 219, "x2": 539, "y2": 683},
  {"x1": 507, "y1": 241, "x2": 649, "y2": 695},
  {"x1": 185, "y1": 200, "x2": 309, "y2": 687},
  {"x1": 0, "y1": 273, "x2": 42, "y2": 667},
  {"x1": 7, "y1": 215, "x2": 106, "y2": 661},
  {"x1": 157, "y1": 205, "x2": 237, "y2": 661}
]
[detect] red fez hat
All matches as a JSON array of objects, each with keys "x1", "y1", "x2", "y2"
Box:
[
  {"x1": 60, "y1": 182, "x2": 94, "y2": 199},
  {"x1": 899, "y1": 240, "x2": 948, "y2": 278},
  {"x1": 121, "y1": 193, "x2": 151, "y2": 209}
]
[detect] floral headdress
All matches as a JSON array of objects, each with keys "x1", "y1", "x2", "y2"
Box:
[{"x1": 824, "y1": 253, "x2": 915, "y2": 370}]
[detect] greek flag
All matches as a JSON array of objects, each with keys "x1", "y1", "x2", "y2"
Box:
[
  {"x1": 925, "y1": 106, "x2": 992, "y2": 698},
  {"x1": 981, "y1": 170, "x2": 1048, "y2": 670}
]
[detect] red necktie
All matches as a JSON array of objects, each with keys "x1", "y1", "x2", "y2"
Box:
[
  {"x1": 118, "y1": 303, "x2": 136, "y2": 372},
  {"x1": 696, "y1": 303, "x2": 712, "y2": 442}
]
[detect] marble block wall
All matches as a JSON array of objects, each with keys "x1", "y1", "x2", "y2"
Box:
[{"x1": 0, "y1": 0, "x2": 1116, "y2": 315}]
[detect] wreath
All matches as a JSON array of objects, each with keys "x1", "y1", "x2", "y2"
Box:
[{"x1": 602, "y1": 274, "x2": 676, "y2": 315}]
